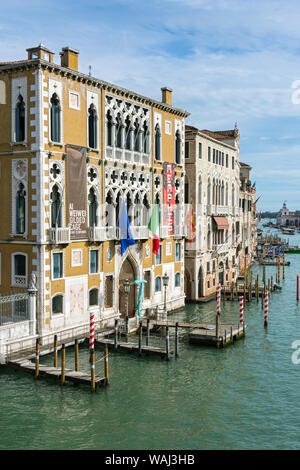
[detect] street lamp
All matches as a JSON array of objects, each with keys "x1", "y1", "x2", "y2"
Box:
[
  {"x1": 162, "y1": 272, "x2": 169, "y2": 315},
  {"x1": 123, "y1": 278, "x2": 130, "y2": 336}
]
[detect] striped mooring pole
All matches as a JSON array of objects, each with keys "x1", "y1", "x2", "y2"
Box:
[
  {"x1": 90, "y1": 349, "x2": 96, "y2": 393},
  {"x1": 277, "y1": 254, "x2": 280, "y2": 284},
  {"x1": 264, "y1": 292, "x2": 269, "y2": 327},
  {"x1": 282, "y1": 252, "x2": 285, "y2": 280},
  {"x1": 239, "y1": 296, "x2": 244, "y2": 325},
  {"x1": 89, "y1": 311, "x2": 95, "y2": 351},
  {"x1": 217, "y1": 284, "x2": 221, "y2": 315}
]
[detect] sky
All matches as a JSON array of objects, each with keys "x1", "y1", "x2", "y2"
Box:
[{"x1": 1, "y1": 0, "x2": 300, "y2": 211}]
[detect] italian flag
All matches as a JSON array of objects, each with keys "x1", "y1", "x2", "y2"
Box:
[{"x1": 148, "y1": 200, "x2": 160, "y2": 255}]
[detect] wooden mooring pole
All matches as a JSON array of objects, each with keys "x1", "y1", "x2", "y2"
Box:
[
  {"x1": 61, "y1": 344, "x2": 66, "y2": 386},
  {"x1": 271, "y1": 275, "x2": 274, "y2": 292},
  {"x1": 54, "y1": 334, "x2": 58, "y2": 368},
  {"x1": 35, "y1": 338, "x2": 40, "y2": 379},
  {"x1": 146, "y1": 318, "x2": 150, "y2": 347},
  {"x1": 297, "y1": 274, "x2": 299, "y2": 303},
  {"x1": 165, "y1": 325, "x2": 170, "y2": 361},
  {"x1": 104, "y1": 344, "x2": 109, "y2": 385},
  {"x1": 216, "y1": 315, "x2": 219, "y2": 341},
  {"x1": 114, "y1": 319, "x2": 118, "y2": 351},
  {"x1": 75, "y1": 339, "x2": 79, "y2": 372},
  {"x1": 138, "y1": 321, "x2": 142, "y2": 356},
  {"x1": 175, "y1": 322, "x2": 179, "y2": 358}
]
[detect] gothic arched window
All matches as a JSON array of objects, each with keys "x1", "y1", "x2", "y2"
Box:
[
  {"x1": 175, "y1": 130, "x2": 181, "y2": 164},
  {"x1": 88, "y1": 187, "x2": 98, "y2": 227},
  {"x1": 207, "y1": 178, "x2": 211, "y2": 205},
  {"x1": 15, "y1": 95, "x2": 25, "y2": 142},
  {"x1": 198, "y1": 177, "x2": 202, "y2": 205},
  {"x1": 115, "y1": 114, "x2": 123, "y2": 149},
  {"x1": 50, "y1": 93, "x2": 61, "y2": 143},
  {"x1": 106, "y1": 111, "x2": 113, "y2": 147},
  {"x1": 88, "y1": 104, "x2": 97, "y2": 149},
  {"x1": 155, "y1": 124, "x2": 161, "y2": 161},
  {"x1": 16, "y1": 183, "x2": 26, "y2": 234},
  {"x1": 134, "y1": 119, "x2": 139, "y2": 152},
  {"x1": 50, "y1": 184, "x2": 62, "y2": 228},
  {"x1": 142, "y1": 121, "x2": 149, "y2": 154},
  {"x1": 125, "y1": 115, "x2": 131, "y2": 150}
]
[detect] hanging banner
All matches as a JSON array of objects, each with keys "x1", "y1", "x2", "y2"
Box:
[
  {"x1": 163, "y1": 162, "x2": 176, "y2": 236},
  {"x1": 66, "y1": 145, "x2": 88, "y2": 240}
]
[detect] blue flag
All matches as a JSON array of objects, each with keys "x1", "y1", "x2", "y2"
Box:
[{"x1": 118, "y1": 199, "x2": 136, "y2": 256}]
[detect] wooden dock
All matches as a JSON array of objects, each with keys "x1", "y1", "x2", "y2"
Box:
[
  {"x1": 141, "y1": 319, "x2": 245, "y2": 348},
  {"x1": 7, "y1": 357, "x2": 107, "y2": 387},
  {"x1": 189, "y1": 323, "x2": 245, "y2": 348},
  {"x1": 95, "y1": 337, "x2": 171, "y2": 358},
  {"x1": 260, "y1": 261, "x2": 290, "y2": 266}
]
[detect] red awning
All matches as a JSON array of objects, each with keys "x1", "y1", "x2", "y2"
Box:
[{"x1": 213, "y1": 216, "x2": 229, "y2": 230}]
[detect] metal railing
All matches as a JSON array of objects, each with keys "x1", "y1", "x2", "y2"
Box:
[{"x1": 0, "y1": 293, "x2": 29, "y2": 326}]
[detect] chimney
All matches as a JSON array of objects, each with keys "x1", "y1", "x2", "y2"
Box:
[
  {"x1": 26, "y1": 44, "x2": 54, "y2": 63},
  {"x1": 161, "y1": 87, "x2": 173, "y2": 106},
  {"x1": 60, "y1": 47, "x2": 79, "y2": 71}
]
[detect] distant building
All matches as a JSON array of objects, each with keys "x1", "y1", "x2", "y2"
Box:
[
  {"x1": 184, "y1": 124, "x2": 247, "y2": 300},
  {"x1": 277, "y1": 202, "x2": 300, "y2": 226},
  {"x1": 239, "y1": 162, "x2": 257, "y2": 272}
]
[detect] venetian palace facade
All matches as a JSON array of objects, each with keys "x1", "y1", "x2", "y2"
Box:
[
  {"x1": 184, "y1": 125, "x2": 256, "y2": 300},
  {"x1": 0, "y1": 44, "x2": 189, "y2": 337},
  {"x1": 0, "y1": 44, "x2": 257, "y2": 342}
]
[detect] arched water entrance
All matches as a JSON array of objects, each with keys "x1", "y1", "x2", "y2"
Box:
[{"x1": 119, "y1": 257, "x2": 136, "y2": 318}]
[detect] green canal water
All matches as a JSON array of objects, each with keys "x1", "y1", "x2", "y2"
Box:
[{"x1": 1, "y1": 226, "x2": 300, "y2": 450}]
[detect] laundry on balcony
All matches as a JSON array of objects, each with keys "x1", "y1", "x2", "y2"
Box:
[{"x1": 213, "y1": 216, "x2": 229, "y2": 230}]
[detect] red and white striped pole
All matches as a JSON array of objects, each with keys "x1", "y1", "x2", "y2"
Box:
[
  {"x1": 239, "y1": 296, "x2": 244, "y2": 325},
  {"x1": 89, "y1": 311, "x2": 95, "y2": 350},
  {"x1": 217, "y1": 284, "x2": 221, "y2": 315},
  {"x1": 264, "y1": 292, "x2": 269, "y2": 327}
]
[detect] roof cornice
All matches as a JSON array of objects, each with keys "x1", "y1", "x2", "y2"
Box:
[
  {"x1": 185, "y1": 127, "x2": 237, "y2": 151},
  {"x1": 0, "y1": 59, "x2": 190, "y2": 118}
]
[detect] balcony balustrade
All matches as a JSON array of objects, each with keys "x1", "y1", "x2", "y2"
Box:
[
  {"x1": 49, "y1": 227, "x2": 71, "y2": 244},
  {"x1": 106, "y1": 146, "x2": 150, "y2": 166}
]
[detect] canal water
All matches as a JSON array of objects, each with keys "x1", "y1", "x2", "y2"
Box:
[{"x1": 1, "y1": 224, "x2": 300, "y2": 450}]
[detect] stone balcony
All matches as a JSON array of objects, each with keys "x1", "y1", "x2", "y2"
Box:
[
  {"x1": 88, "y1": 226, "x2": 116, "y2": 242},
  {"x1": 106, "y1": 146, "x2": 150, "y2": 166},
  {"x1": 49, "y1": 227, "x2": 71, "y2": 244},
  {"x1": 212, "y1": 243, "x2": 230, "y2": 255}
]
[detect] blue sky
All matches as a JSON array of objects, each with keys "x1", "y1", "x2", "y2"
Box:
[{"x1": 1, "y1": 0, "x2": 300, "y2": 211}]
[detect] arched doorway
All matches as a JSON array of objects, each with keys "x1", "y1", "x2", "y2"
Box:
[
  {"x1": 185, "y1": 268, "x2": 192, "y2": 302},
  {"x1": 198, "y1": 266, "x2": 204, "y2": 298},
  {"x1": 119, "y1": 257, "x2": 136, "y2": 318}
]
